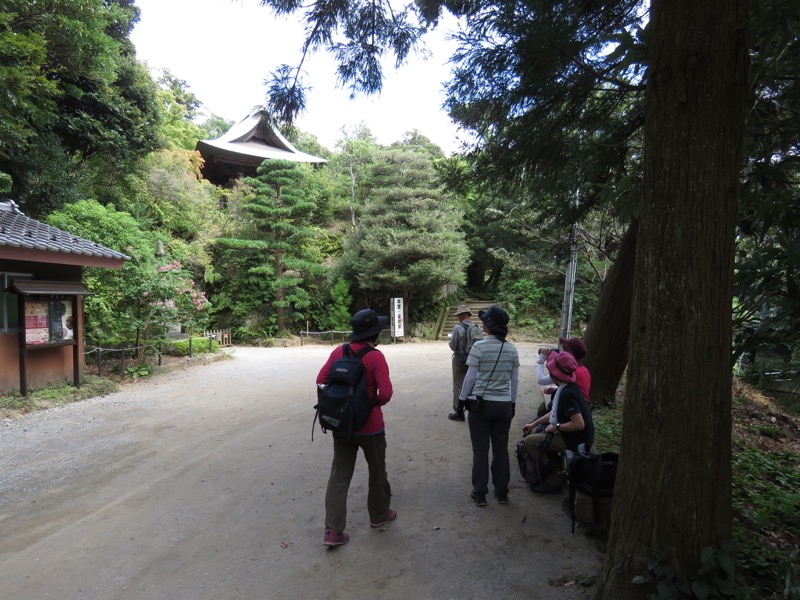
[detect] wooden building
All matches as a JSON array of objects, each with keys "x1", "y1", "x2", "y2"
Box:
[
  {"x1": 0, "y1": 200, "x2": 129, "y2": 394},
  {"x1": 195, "y1": 106, "x2": 326, "y2": 186}
]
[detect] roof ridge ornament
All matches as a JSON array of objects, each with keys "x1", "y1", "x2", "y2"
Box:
[{"x1": 1, "y1": 199, "x2": 23, "y2": 215}]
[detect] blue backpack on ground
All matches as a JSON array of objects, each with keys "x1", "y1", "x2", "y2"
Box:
[{"x1": 313, "y1": 344, "x2": 376, "y2": 439}]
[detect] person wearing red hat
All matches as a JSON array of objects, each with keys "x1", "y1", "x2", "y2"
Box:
[
  {"x1": 537, "y1": 336, "x2": 591, "y2": 402},
  {"x1": 521, "y1": 350, "x2": 594, "y2": 494}
]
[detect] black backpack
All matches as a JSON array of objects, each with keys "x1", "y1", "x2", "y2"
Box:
[
  {"x1": 565, "y1": 449, "x2": 619, "y2": 533},
  {"x1": 313, "y1": 344, "x2": 376, "y2": 439}
]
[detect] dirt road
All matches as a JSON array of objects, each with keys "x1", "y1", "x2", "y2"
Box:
[{"x1": 0, "y1": 343, "x2": 602, "y2": 599}]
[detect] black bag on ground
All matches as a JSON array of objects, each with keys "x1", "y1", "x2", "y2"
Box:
[
  {"x1": 313, "y1": 344, "x2": 375, "y2": 438},
  {"x1": 564, "y1": 450, "x2": 619, "y2": 533},
  {"x1": 515, "y1": 434, "x2": 557, "y2": 486}
]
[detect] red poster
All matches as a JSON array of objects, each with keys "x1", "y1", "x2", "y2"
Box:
[{"x1": 25, "y1": 315, "x2": 48, "y2": 329}]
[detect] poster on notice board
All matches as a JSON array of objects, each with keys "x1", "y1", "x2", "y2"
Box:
[{"x1": 24, "y1": 299, "x2": 74, "y2": 345}]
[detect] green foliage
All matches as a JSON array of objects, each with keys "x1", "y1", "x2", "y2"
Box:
[
  {"x1": 47, "y1": 200, "x2": 211, "y2": 346},
  {"x1": 497, "y1": 273, "x2": 560, "y2": 334},
  {"x1": 142, "y1": 259, "x2": 212, "y2": 334},
  {"x1": 261, "y1": 1, "x2": 424, "y2": 124},
  {"x1": 47, "y1": 199, "x2": 157, "y2": 343},
  {"x1": 632, "y1": 545, "x2": 751, "y2": 599},
  {"x1": 127, "y1": 149, "x2": 221, "y2": 239},
  {"x1": 589, "y1": 405, "x2": 623, "y2": 454},
  {"x1": 213, "y1": 159, "x2": 323, "y2": 334},
  {"x1": 165, "y1": 337, "x2": 219, "y2": 357},
  {"x1": 340, "y1": 147, "x2": 470, "y2": 309},
  {"x1": 123, "y1": 364, "x2": 152, "y2": 379},
  {"x1": 155, "y1": 70, "x2": 230, "y2": 151},
  {"x1": 731, "y1": 445, "x2": 800, "y2": 582},
  {"x1": 326, "y1": 277, "x2": 353, "y2": 330},
  {"x1": 729, "y1": 0, "x2": 800, "y2": 369},
  {"x1": 0, "y1": 0, "x2": 164, "y2": 216}
]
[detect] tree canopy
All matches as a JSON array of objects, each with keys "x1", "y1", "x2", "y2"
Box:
[{"x1": 0, "y1": 0, "x2": 163, "y2": 217}]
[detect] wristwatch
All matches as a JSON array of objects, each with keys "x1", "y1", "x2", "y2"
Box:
[{"x1": 555, "y1": 423, "x2": 561, "y2": 431}]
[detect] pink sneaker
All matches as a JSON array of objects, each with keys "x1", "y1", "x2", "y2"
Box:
[
  {"x1": 323, "y1": 528, "x2": 349, "y2": 547},
  {"x1": 370, "y1": 508, "x2": 397, "y2": 528}
]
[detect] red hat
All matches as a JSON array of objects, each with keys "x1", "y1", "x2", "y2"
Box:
[
  {"x1": 559, "y1": 336, "x2": 588, "y2": 361},
  {"x1": 547, "y1": 350, "x2": 578, "y2": 383}
]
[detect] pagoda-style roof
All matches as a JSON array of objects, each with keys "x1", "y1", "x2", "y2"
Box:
[
  {"x1": 0, "y1": 200, "x2": 129, "y2": 268},
  {"x1": 196, "y1": 106, "x2": 326, "y2": 185}
]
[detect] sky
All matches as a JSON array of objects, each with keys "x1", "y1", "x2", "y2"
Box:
[{"x1": 129, "y1": 0, "x2": 466, "y2": 155}]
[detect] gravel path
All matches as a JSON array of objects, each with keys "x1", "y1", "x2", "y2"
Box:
[{"x1": 0, "y1": 343, "x2": 602, "y2": 599}]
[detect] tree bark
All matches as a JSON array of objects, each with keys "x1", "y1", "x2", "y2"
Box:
[
  {"x1": 593, "y1": 0, "x2": 748, "y2": 597},
  {"x1": 275, "y1": 245, "x2": 286, "y2": 334},
  {"x1": 582, "y1": 219, "x2": 638, "y2": 405}
]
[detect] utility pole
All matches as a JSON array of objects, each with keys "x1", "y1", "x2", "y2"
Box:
[
  {"x1": 560, "y1": 188, "x2": 579, "y2": 341},
  {"x1": 560, "y1": 230, "x2": 578, "y2": 340}
]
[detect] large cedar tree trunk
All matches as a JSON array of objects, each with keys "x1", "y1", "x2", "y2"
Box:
[
  {"x1": 582, "y1": 219, "x2": 638, "y2": 405},
  {"x1": 592, "y1": 0, "x2": 748, "y2": 597}
]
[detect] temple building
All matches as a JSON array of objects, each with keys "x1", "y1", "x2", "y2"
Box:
[{"x1": 196, "y1": 106, "x2": 327, "y2": 186}]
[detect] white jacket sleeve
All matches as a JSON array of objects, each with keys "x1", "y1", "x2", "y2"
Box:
[
  {"x1": 536, "y1": 361, "x2": 553, "y2": 386},
  {"x1": 459, "y1": 366, "x2": 478, "y2": 400},
  {"x1": 510, "y1": 365, "x2": 519, "y2": 403}
]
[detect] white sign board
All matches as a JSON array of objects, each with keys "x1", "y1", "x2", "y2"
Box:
[{"x1": 392, "y1": 297, "x2": 404, "y2": 337}]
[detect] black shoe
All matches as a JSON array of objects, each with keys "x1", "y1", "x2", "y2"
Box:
[
  {"x1": 493, "y1": 491, "x2": 508, "y2": 504},
  {"x1": 531, "y1": 482, "x2": 562, "y2": 494},
  {"x1": 470, "y1": 492, "x2": 487, "y2": 506},
  {"x1": 448, "y1": 412, "x2": 465, "y2": 421}
]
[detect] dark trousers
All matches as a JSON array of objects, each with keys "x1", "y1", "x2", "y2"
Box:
[
  {"x1": 467, "y1": 401, "x2": 514, "y2": 496},
  {"x1": 452, "y1": 356, "x2": 468, "y2": 411},
  {"x1": 325, "y1": 432, "x2": 392, "y2": 532}
]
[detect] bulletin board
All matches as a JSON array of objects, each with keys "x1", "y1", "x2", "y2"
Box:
[{"x1": 23, "y1": 298, "x2": 75, "y2": 345}]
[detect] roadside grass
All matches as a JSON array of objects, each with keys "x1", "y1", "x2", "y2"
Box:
[
  {"x1": 0, "y1": 375, "x2": 117, "y2": 419},
  {"x1": 591, "y1": 382, "x2": 800, "y2": 597},
  {"x1": 1, "y1": 347, "x2": 231, "y2": 420}
]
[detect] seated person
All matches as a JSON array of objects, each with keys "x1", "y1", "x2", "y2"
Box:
[
  {"x1": 535, "y1": 336, "x2": 591, "y2": 417},
  {"x1": 522, "y1": 351, "x2": 594, "y2": 494}
]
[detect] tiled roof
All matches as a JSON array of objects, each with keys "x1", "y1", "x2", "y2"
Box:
[
  {"x1": 197, "y1": 106, "x2": 327, "y2": 164},
  {"x1": 0, "y1": 200, "x2": 130, "y2": 261}
]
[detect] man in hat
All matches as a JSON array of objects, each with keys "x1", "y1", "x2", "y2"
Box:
[
  {"x1": 448, "y1": 305, "x2": 483, "y2": 421},
  {"x1": 316, "y1": 308, "x2": 396, "y2": 547}
]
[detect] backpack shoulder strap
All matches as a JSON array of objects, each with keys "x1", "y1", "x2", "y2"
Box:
[
  {"x1": 568, "y1": 454, "x2": 580, "y2": 533},
  {"x1": 353, "y1": 345, "x2": 375, "y2": 359}
]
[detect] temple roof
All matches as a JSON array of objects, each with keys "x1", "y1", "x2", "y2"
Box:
[
  {"x1": 0, "y1": 200, "x2": 129, "y2": 268},
  {"x1": 196, "y1": 106, "x2": 326, "y2": 185}
]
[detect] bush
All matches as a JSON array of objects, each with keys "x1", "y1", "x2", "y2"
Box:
[{"x1": 166, "y1": 337, "x2": 220, "y2": 356}]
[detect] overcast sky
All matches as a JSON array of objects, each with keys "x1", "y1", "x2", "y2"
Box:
[{"x1": 129, "y1": 0, "x2": 465, "y2": 155}]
